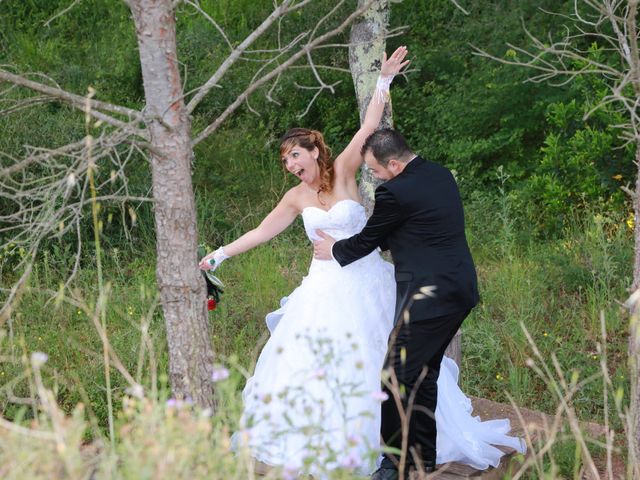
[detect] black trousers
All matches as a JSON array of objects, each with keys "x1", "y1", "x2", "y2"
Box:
[{"x1": 380, "y1": 309, "x2": 470, "y2": 471}]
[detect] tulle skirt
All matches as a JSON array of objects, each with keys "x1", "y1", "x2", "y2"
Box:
[{"x1": 234, "y1": 252, "x2": 525, "y2": 476}]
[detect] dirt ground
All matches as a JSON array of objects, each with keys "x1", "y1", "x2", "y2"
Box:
[{"x1": 431, "y1": 396, "x2": 628, "y2": 480}]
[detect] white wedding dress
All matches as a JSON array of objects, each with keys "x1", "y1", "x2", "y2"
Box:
[{"x1": 235, "y1": 199, "x2": 525, "y2": 477}]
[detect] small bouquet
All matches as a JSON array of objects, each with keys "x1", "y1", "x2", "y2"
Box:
[{"x1": 198, "y1": 245, "x2": 224, "y2": 311}]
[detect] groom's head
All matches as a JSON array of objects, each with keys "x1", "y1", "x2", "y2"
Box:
[{"x1": 361, "y1": 128, "x2": 415, "y2": 180}]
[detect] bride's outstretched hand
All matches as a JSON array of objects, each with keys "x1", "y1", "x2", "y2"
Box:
[
  {"x1": 199, "y1": 247, "x2": 229, "y2": 271},
  {"x1": 199, "y1": 253, "x2": 215, "y2": 271},
  {"x1": 381, "y1": 46, "x2": 410, "y2": 78}
]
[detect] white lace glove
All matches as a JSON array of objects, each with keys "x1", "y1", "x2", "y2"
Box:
[
  {"x1": 374, "y1": 73, "x2": 395, "y2": 104},
  {"x1": 374, "y1": 46, "x2": 409, "y2": 104},
  {"x1": 199, "y1": 247, "x2": 229, "y2": 272}
]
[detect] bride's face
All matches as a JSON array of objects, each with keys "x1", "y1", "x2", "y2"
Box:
[{"x1": 281, "y1": 145, "x2": 320, "y2": 184}]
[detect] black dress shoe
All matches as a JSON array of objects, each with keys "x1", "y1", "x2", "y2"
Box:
[
  {"x1": 423, "y1": 460, "x2": 437, "y2": 473},
  {"x1": 371, "y1": 466, "x2": 399, "y2": 480}
]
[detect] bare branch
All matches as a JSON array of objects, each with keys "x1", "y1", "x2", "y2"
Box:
[
  {"x1": 295, "y1": 80, "x2": 342, "y2": 118},
  {"x1": 0, "y1": 70, "x2": 143, "y2": 121},
  {"x1": 309, "y1": 0, "x2": 347, "y2": 40},
  {"x1": 449, "y1": 0, "x2": 469, "y2": 15},
  {"x1": 0, "y1": 245, "x2": 37, "y2": 325},
  {"x1": 193, "y1": 0, "x2": 377, "y2": 145},
  {"x1": 289, "y1": 64, "x2": 351, "y2": 74},
  {"x1": 0, "y1": 95, "x2": 51, "y2": 116},
  {"x1": 186, "y1": 0, "x2": 296, "y2": 113},
  {"x1": 625, "y1": 0, "x2": 640, "y2": 95},
  {"x1": 0, "y1": 138, "x2": 87, "y2": 177},
  {"x1": 183, "y1": 0, "x2": 233, "y2": 52},
  {"x1": 43, "y1": 0, "x2": 83, "y2": 28}
]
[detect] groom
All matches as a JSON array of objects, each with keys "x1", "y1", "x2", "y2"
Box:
[{"x1": 313, "y1": 128, "x2": 479, "y2": 479}]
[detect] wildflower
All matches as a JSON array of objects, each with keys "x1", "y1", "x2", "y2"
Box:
[
  {"x1": 239, "y1": 427, "x2": 253, "y2": 442},
  {"x1": 340, "y1": 452, "x2": 362, "y2": 470},
  {"x1": 211, "y1": 365, "x2": 230, "y2": 382},
  {"x1": 30, "y1": 352, "x2": 48, "y2": 368},
  {"x1": 496, "y1": 373, "x2": 503, "y2": 381},
  {"x1": 166, "y1": 397, "x2": 193, "y2": 410},
  {"x1": 200, "y1": 408, "x2": 213, "y2": 418},
  {"x1": 627, "y1": 213, "x2": 635, "y2": 231},
  {"x1": 612, "y1": 174, "x2": 623, "y2": 181},
  {"x1": 371, "y1": 390, "x2": 389, "y2": 402},
  {"x1": 347, "y1": 433, "x2": 360, "y2": 447},
  {"x1": 542, "y1": 332, "x2": 548, "y2": 337},
  {"x1": 67, "y1": 172, "x2": 77, "y2": 188},
  {"x1": 313, "y1": 367, "x2": 326, "y2": 380},
  {"x1": 261, "y1": 393, "x2": 272, "y2": 404},
  {"x1": 282, "y1": 463, "x2": 299, "y2": 480},
  {"x1": 125, "y1": 384, "x2": 144, "y2": 399}
]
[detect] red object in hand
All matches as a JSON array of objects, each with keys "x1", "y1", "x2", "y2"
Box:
[{"x1": 207, "y1": 297, "x2": 217, "y2": 311}]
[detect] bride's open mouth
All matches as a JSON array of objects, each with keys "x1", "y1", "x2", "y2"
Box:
[{"x1": 294, "y1": 168, "x2": 304, "y2": 178}]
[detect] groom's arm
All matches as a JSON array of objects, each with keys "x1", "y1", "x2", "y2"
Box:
[{"x1": 332, "y1": 185, "x2": 404, "y2": 267}]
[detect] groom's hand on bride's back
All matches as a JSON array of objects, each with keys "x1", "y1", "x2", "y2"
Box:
[{"x1": 313, "y1": 230, "x2": 336, "y2": 260}]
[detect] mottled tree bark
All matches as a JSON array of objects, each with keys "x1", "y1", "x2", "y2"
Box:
[
  {"x1": 129, "y1": 0, "x2": 214, "y2": 407},
  {"x1": 348, "y1": 0, "x2": 391, "y2": 216}
]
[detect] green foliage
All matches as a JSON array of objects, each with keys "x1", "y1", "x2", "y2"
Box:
[
  {"x1": 463, "y1": 194, "x2": 631, "y2": 421},
  {"x1": 391, "y1": 0, "x2": 565, "y2": 189},
  {"x1": 514, "y1": 70, "x2": 634, "y2": 235}
]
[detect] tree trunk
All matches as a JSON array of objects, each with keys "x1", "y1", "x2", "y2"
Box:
[
  {"x1": 129, "y1": 0, "x2": 215, "y2": 407},
  {"x1": 348, "y1": 0, "x2": 462, "y2": 365},
  {"x1": 348, "y1": 0, "x2": 391, "y2": 215},
  {"x1": 632, "y1": 140, "x2": 640, "y2": 466}
]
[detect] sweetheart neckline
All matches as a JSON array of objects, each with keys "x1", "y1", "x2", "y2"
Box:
[{"x1": 301, "y1": 198, "x2": 363, "y2": 214}]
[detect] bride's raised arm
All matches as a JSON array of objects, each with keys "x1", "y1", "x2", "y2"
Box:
[{"x1": 333, "y1": 46, "x2": 409, "y2": 180}]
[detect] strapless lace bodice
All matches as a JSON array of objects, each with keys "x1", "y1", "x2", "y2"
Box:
[{"x1": 301, "y1": 199, "x2": 367, "y2": 243}]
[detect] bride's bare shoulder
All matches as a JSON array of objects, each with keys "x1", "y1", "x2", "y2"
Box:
[{"x1": 281, "y1": 184, "x2": 308, "y2": 211}]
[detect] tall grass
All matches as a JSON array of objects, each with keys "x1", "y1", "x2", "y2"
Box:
[
  {"x1": 460, "y1": 165, "x2": 631, "y2": 424},
  {"x1": 2, "y1": 195, "x2": 636, "y2": 477}
]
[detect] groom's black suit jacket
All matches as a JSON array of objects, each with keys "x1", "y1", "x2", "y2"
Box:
[{"x1": 332, "y1": 156, "x2": 479, "y2": 323}]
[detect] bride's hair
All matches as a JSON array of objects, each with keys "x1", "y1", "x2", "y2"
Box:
[{"x1": 279, "y1": 128, "x2": 334, "y2": 197}]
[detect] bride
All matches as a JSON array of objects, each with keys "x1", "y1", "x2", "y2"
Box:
[{"x1": 199, "y1": 47, "x2": 525, "y2": 477}]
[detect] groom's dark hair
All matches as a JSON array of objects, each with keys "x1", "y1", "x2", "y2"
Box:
[{"x1": 361, "y1": 128, "x2": 413, "y2": 167}]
